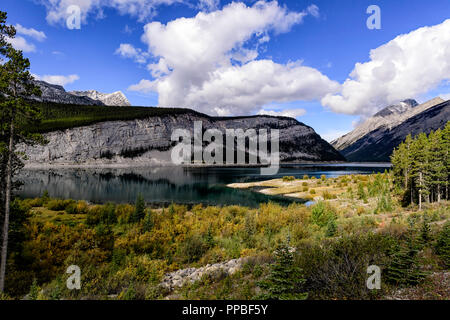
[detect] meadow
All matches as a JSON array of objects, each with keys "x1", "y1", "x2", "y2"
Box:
[{"x1": 2, "y1": 173, "x2": 449, "y2": 300}]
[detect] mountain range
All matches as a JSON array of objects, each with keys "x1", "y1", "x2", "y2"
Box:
[
  {"x1": 332, "y1": 97, "x2": 450, "y2": 162},
  {"x1": 32, "y1": 80, "x2": 131, "y2": 106}
]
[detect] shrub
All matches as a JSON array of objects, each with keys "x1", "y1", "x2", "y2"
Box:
[
  {"x1": 302, "y1": 182, "x2": 308, "y2": 187},
  {"x1": 323, "y1": 190, "x2": 337, "y2": 200},
  {"x1": 435, "y1": 222, "x2": 450, "y2": 268},
  {"x1": 179, "y1": 234, "x2": 208, "y2": 263},
  {"x1": 311, "y1": 201, "x2": 336, "y2": 228},
  {"x1": 320, "y1": 175, "x2": 326, "y2": 181},
  {"x1": 282, "y1": 176, "x2": 295, "y2": 182},
  {"x1": 297, "y1": 233, "x2": 391, "y2": 299},
  {"x1": 46, "y1": 199, "x2": 75, "y2": 211},
  {"x1": 303, "y1": 175, "x2": 309, "y2": 180},
  {"x1": 66, "y1": 201, "x2": 88, "y2": 215},
  {"x1": 309, "y1": 189, "x2": 316, "y2": 195}
]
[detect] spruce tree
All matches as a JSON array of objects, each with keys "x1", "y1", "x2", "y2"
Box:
[
  {"x1": 129, "y1": 194, "x2": 146, "y2": 223},
  {"x1": 257, "y1": 240, "x2": 308, "y2": 300}
]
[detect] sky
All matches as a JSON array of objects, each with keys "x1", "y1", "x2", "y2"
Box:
[{"x1": 2, "y1": 0, "x2": 450, "y2": 142}]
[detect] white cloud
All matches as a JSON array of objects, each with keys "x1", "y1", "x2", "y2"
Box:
[
  {"x1": 15, "y1": 24, "x2": 47, "y2": 41},
  {"x1": 130, "y1": 1, "x2": 336, "y2": 115},
  {"x1": 6, "y1": 36, "x2": 36, "y2": 52},
  {"x1": 319, "y1": 129, "x2": 350, "y2": 143},
  {"x1": 306, "y1": 4, "x2": 319, "y2": 18},
  {"x1": 115, "y1": 43, "x2": 149, "y2": 64},
  {"x1": 322, "y1": 19, "x2": 450, "y2": 116},
  {"x1": 257, "y1": 107, "x2": 306, "y2": 119},
  {"x1": 439, "y1": 93, "x2": 450, "y2": 101},
  {"x1": 197, "y1": 0, "x2": 220, "y2": 12},
  {"x1": 38, "y1": 0, "x2": 184, "y2": 25},
  {"x1": 35, "y1": 74, "x2": 80, "y2": 86}
]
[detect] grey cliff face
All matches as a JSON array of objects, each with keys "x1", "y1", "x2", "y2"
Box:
[
  {"x1": 332, "y1": 98, "x2": 449, "y2": 162},
  {"x1": 20, "y1": 113, "x2": 345, "y2": 166}
]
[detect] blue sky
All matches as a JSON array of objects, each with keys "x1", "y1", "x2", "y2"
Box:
[{"x1": 2, "y1": 0, "x2": 450, "y2": 141}]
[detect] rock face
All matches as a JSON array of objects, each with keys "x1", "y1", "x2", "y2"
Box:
[
  {"x1": 31, "y1": 80, "x2": 131, "y2": 106},
  {"x1": 69, "y1": 90, "x2": 131, "y2": 106},
  {"x1": 332, "y1": 98, "x2": 449, "y2": 162},
  {"x1": 20, "y1": 112, "x2": 345, "y2": 166}
]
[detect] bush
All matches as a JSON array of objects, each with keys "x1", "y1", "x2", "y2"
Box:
[
  {"x1": 435, "y1": 222, "x2": 450, "y2": 267},
  {"x1": 302, "y1": 175, "x2": 309, "y2": 180},
  {"x1": 65, "y1": 201, "x2": 89, "y2": 215},
  {"x1": 282, "y1": 176, "x2": 295, "y2": 182},
  {"x1": 46, "y1": 199, "x2": 75, "y2": 211},
  {"x1": 297, "y1": 233, "x2": 392, "y2": 299},
  {"x1": 320, "y1": 175, "x2": 326, "y2": 181},
  {"x1": 179, "y1": 234, "x2": 209, "y2": 263},
  {"x1": 311, "y1": 201, "x2": 336, "y2": 228},
  {"x1": 323, "y1": 191, "x2": 337, "y2": 200},
  {"x1": 309, "y1": 189, "x2": 316, "y2": 195}
]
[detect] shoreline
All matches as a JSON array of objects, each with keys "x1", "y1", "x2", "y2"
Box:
[{"x1": 22, "y1": 161, "x2": 391, "y2": 170}]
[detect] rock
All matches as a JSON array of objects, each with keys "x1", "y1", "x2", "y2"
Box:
[
  {"x1": 19, "y1": 113, "x2": 345, "y2": 166},
  {"x1": 70, "y1": 90, "x2": 131, "y2": 106}
]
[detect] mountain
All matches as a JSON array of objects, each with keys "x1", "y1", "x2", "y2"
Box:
[
  {"x1": 69, "y1": 90, "x2": 131, "y2": 106},
  {"x1": 31, "y1": 80, "x2": 130, "y2": 106},
  {"x1": 32, "y1": 80, "x2": 104, "y2": 106},
  {"x1": 332, "y1": 98, "x2": 449, "y2": 162},
  {"x1": 19, "y1": 110, "x2": 344, "y2": 166}
]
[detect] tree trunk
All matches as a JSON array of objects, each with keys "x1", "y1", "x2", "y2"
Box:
[
  {"x1": 0, "y1": 116, "x2": 14, "y2": 293},
  {"x1": 418, "y1": 172, "x2": 422, "y2": 211}
]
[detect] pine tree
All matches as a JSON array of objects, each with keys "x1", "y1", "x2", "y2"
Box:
[
  {"x1": 142, "y1": 210, "x2": 154, "y2": 232},
  {"x1": 129, "y1": 194, "x2": 146, "y2": 223},
  {"x1": 0, "y1": 12, "x2": 43, "y2": 293},
  {"x1": 257, "y1": 240, "x2": 308, "y2": 300}
]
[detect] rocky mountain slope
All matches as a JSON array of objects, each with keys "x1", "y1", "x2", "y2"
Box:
[
  {"x1": 69, "y1": 90, "x2": 131, "y2": 106},
  {"x1": 31, "y1": 80, "x2": 130, "y2": 106},
  {"x1": 332, "y1": 98, "x2": 449, "y2": 162},
  {"x1": 20, "y1": 112, "x2": 345, "y2": 166}
]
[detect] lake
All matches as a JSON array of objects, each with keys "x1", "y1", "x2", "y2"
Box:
[{"x1": 17, "y1": 163, "x2": 391, "y2": 208}]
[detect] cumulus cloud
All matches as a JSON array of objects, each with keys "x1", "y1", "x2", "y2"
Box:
[
  {"x1": 129, "y1": 1, "x2": 336, "y2": 115},
  {"x1": 38, "y1": 0, "x2": 184, "y2": 25},
  {"x1": 115, "y1": 43, "x2": 149, "y2": 64},
  {"x1": 6, "y1": 36, "x2": 36, "y2": 52},
  {"x1": 257, "y1": 107, "x2": 306, "y2": 119},
  {"x1": 34, "y1": 74, "x2": 80, "y2": 86},
  {"x1": 322, "y1": 19, "x2": 450, "y2": 116},
  {"x1": 15, "y1": 24, "x2": 47, "y2": 41}
]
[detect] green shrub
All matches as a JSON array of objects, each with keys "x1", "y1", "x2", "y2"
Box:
[
  {"x1": 129, "y1": 194, "x2": 146, "y2": 223},
  {"x1": 46, "y1": 199, "x2": 75, "y2": 211},
  {"x1": 310, "y1": 189, "x2": 316, "y2": 195},
  {"x1": 311, "y1": 201, "x2": 336, "y2": 228},
  {"x1": 302, "y1": 175, "x2": 309, "y2": 180},
  {"x1": 282, "y1": 176, "x2": 295, "y2": 182},
  {"x1": 435, "y1": 222, "x2": 450, "y2": 267}
]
